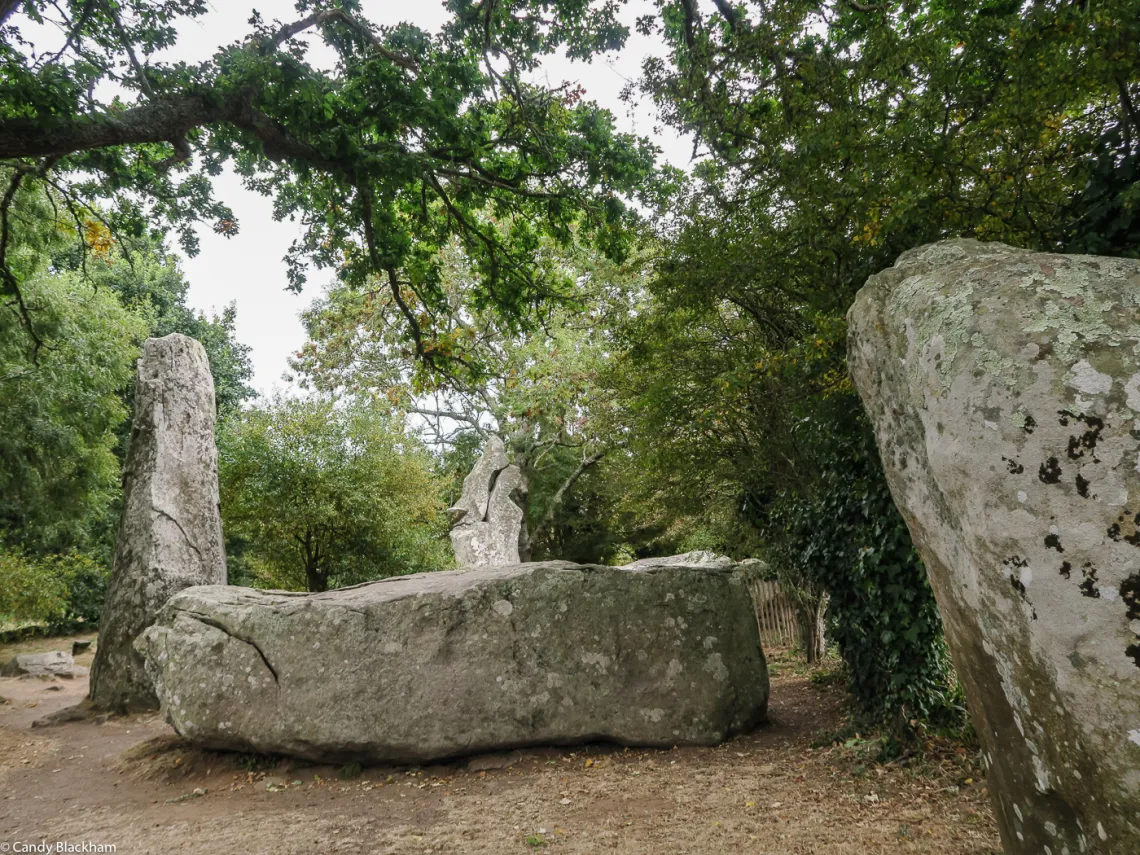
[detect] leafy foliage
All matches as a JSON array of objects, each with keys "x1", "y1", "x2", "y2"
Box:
[
  {"x1": 218, "y1": 395, "x2": 452, "y2": 592},
  {"x1": 293, "y1": 236, "x2": 646, "y2": 559},
  {"x1": 764, "y1": 413, "x2": 960, "y2": 725},
  {"x1": 0, "y1": 0, "x2": 659, "y2": 367},
  {"x1": 1060, "y1": 121, "x2": 1140, "y2": 258},
  {"x1": 0, "y1": 549, "x2": 69, "y2": 626},
  {"x1": 0, "y1": 549, "x2": 107, "y2": 630},
  {"x1": 0, "y1": 179, "x2": 150, "y2": 554}
]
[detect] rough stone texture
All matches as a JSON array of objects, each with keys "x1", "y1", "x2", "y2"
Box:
[
  {"x1": 848, "y1": 239, "x2": 1140, "y2": 855},
  {"x1": 137, "y1": 560, "x2": 769, "y2": 763},
  {"x1": 448, "y1": 435, "x2": 510, "y2": 525},
  {"x1": 89, "y1": 333, "x2": 227, "y2": 713},
  {"x1": 625, "y1": 551, "x2": 732, "y2": 568},
  {"x1": 449, "y1": 437, "x2": 528, "y2": 566},
  {"x1": 1, "y1": 652, "x2": 87, "y2": 679}
]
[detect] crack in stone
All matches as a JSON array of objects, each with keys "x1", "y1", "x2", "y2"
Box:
[
  {"x1": 155, "y1": 508, "x2": 204, "y2": 563},
  {"x1": 187, "y1": 611, "x2": 279, "y2": 685}
]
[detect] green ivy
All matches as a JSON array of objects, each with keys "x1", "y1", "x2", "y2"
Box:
[{"x1": 765, "y1": 413, "x2": 962, "y2": 728}]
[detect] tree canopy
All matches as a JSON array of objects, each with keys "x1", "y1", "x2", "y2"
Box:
[
  {"x1": 0, "y1": 0, "x2": 659, "y2": 366},
  {"x1": 293, "y1": 235, "x2": 646, "y2": 559}
]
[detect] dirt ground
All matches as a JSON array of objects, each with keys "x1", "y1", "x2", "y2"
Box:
[{"x1": 0, "y1": 634, "x2": 1000, "y2": 855}]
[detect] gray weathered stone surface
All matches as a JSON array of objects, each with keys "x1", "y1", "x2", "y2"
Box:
[
  {"x1": 625, "y1": 551, "x2": 732, "y2": 568},
  {"x1": 848, "y1": 239, "x2": 1140, "y2": 855},
  {"x1": 89, "y1": 333, "x2": 227, "y2": 713},
  {"x1": 448, "y1": 435, "x2": 510, "y2": 525},
  {"x1": 1, "y1": 651, "x2": 87, "y2": 679},
  {"x1": 137, "y1": 560, "x2": 769, "y2": 763},
  {"x1": 449, "y1": 437, "x2": 528, "y2": 566}
]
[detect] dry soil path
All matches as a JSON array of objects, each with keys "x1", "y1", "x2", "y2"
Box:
[{"x1": 0, "y1": 637, "x2": 1000, "y2": 854}]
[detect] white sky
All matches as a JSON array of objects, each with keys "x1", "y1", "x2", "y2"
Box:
[{"x1": 166, "y1": 1, "x2": 692, "y2": 395}]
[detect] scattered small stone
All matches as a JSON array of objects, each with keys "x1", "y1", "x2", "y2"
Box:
[
  {"x1": 2, "y1": 652, "x2": 86, "y2": 679},
  {"x1": 31, "y1": 701, "x2": 95, "y2": 728},
  {"x1": 165, "y1": 787, "x2": 207, "y2": 803}
]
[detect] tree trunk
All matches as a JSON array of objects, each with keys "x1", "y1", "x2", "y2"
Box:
[
  {"x1": 300, "y1": 532, "x2": 328, "y2": 592},
  {"x1": 305, "y1": 560, "x2": 328, "y2": 593},
  {"x1": 796, "y1": 594, "x2": 828, "y2": 664},
  {"x1": 526, "y1": 448, "x2": 605, "y2": 556}
]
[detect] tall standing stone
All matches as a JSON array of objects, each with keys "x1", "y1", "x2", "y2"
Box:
[
  {"x1": 448, "y1": 436, "x2": 528, "y2": 566},
  {"x1": 848, "y1": 240, "x2": 1140, "y2": 854},
  {"x1": 89, "y1": 333, "x2": 227, "y2": 712}
]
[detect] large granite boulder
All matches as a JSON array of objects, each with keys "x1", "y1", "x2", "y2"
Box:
[
  {"x1": 89, "y1": 333, "x2": 227, "y2": 713},
  {"x1": 137, "y1": 560, "x2": 768, "y2": 763},
  {"x1": 848, "y1": 240, "x2": 1140, "y2": 855},
  {"x1": 448, "y1": 436, "x2": 528, "y2": 566}
]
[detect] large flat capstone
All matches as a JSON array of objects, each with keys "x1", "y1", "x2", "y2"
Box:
[
  {"x1": 848, "y1": 239, "x2": 1140, "y2": 855},
  {"x1": 137, "y1": 561, "x2": 768, "y2": 763}
]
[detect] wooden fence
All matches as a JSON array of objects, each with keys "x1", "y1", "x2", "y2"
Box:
[{"x1": 748, "y1": 579, "x2": 800, "y2": 648}]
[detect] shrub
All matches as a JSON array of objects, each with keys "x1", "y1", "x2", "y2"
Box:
[{"x1": 0, "y1": 550, "x2": 107, "y2": 631}]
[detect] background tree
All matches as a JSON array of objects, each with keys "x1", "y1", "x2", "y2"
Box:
[
  {"x1": 218, "y1": 395, "x2": 452, "y2": 592},
  {"x1": 56, "y1": 235, "x2": 256, "y2": 424},
  {"x1": 0, "y1": 178, "x2": 150, "y2": 555},
  {"x1": 293, "y1": 236, "x2": 647, "y2": 561},
  {"x1": 617, "y1": 0, "x2": 1139, "y2": 724}
]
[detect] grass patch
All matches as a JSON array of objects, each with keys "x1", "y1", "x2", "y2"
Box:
[{"x1": 338, "y1": 761, "x2": 363, "y2": 780}]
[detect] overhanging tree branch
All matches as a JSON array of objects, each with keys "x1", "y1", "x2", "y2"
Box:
[
  {"x1": 0, "y1": 0, "x2": 21, "y2": 28},
  {"x1": 0, "y1": 94, "x2": 237, "y2": 159},
  {"x1": 264, "y1": 8, "x2": 419, "y2": 73},
  {"x1": 0, "y1": 91, "x2": 342, "y2": 169},
  {"x1": 711, "y1": 0, "x2": 740, "y2": 30}
]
